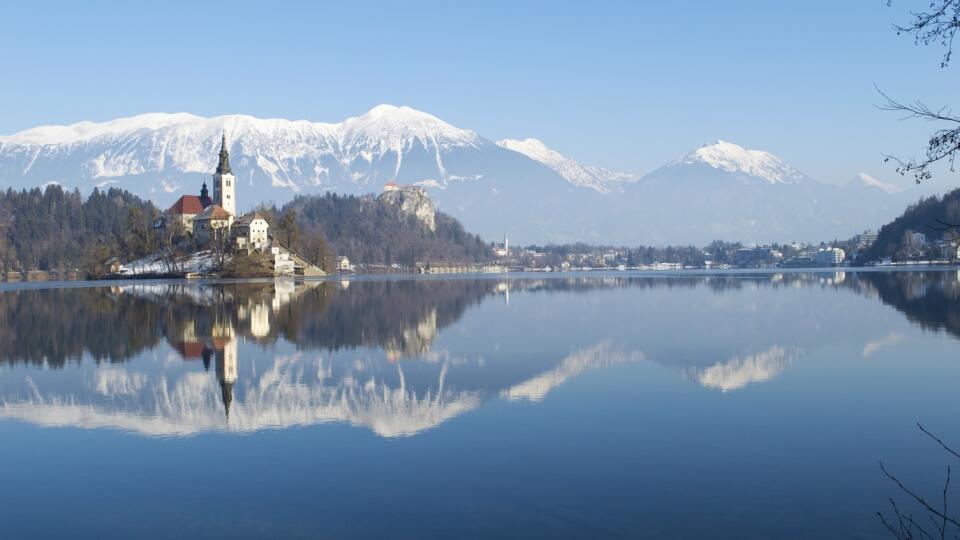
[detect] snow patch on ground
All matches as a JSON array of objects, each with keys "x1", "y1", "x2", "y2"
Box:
[{"x1": 119, "y1": 250, "x2": 218, "y2": 275}]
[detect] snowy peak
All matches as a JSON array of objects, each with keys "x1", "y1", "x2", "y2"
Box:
[
  {"x1": 340, "y1": 104, "x2": 482, "y2": 153},
  {"x1": 678, "y1": 140, "x2": 809, "y2": 184},
  {"x1": 852, "y1": 172, "x2": 905, "y2": 194},
  {"x1": 496, "y1": 137, "x2": 640, "y2": 192}
]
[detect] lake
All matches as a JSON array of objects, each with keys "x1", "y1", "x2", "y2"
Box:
[{"x1": 0, "y1": 270, "x2": 958, "y2": 539}]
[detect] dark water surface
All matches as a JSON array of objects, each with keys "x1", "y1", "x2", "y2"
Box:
[{"x1": 1, "y1": 270, "x2": 959, "y2": 539}]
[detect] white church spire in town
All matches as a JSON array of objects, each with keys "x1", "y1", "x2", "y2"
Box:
[{"x1": 212, "y1": 133, "x2": 236, "y2": 216}]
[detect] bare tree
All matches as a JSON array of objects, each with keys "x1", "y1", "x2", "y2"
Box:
[
  {"x1": 210, "y1": 225, "x2": 230, "y2": 271},
  {"x1": 879, "y1": 423, "x2": 960, "y2": 539},
  {"x1": 882, "y1": 1, "x2": 960, "y2": 182},
  {"x1": 158, "y1": 222, "x2": 196, "y2": 275}
]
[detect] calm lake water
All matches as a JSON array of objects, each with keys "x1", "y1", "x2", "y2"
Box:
[{"x1": 1, "y1": 270, "x2": 959, "y2": 539}]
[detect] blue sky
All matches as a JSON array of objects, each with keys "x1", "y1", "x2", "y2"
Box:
[{"x1": 2, "y1": 0, "x2": 959, "y2": 187}]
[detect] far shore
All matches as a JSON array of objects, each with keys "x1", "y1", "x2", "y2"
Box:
[{"x1": 3, "y1": 264, "x2": 959, "y2": 291}]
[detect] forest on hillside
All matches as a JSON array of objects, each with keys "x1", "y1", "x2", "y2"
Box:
[
  {"x1": 861, "y1": 188, "x2": 960, "y2": 262},
  {"x1": 0, "y1": 185, "x2": 159, "y2": 274},
  {"x1": 266, "y1": 193, "x2": 492, "y2": 267}
]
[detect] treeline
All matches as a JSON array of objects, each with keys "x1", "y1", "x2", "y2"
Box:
[
  {"x1": 524, "y1": 241, "x2": 745, "y2": 266},
  {"x1": 862, "y1": 188, "x2": 960, "y2": 262},
  {"x1": 0, "y1": 185, "x2": 491, "y2": 275},
  {"x1": 262, "y1": 192, "x2": 491, "y2": 266},
  {"x1": 0, "y1": 185, "x2": 159, "y2": 273}
]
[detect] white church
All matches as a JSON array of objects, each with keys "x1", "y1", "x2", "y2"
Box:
[{"x1": 161, "y1": 135, "x2": 270, "y2": 251}]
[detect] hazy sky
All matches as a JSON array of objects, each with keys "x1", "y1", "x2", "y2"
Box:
[{"x1": 2, "y1": 0, "x2": 959, "y2": 187}]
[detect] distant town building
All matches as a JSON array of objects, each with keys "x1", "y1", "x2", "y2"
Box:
[
  {"x1": 734, "y1": 247, "x2": 783, "y2": 268},
  {"x1": 335, "y1": 256, "x2": 351, "y2": 271},
  {"x1": 853, "y1": 230, "x2": 878, "y2": 251},
  {"x1": 909, "y1": 232, "x2": 927, "y2": 247},
  {"x1": 814, "y1": 247, "x2": 846, "y2": 266},
  {"x1": 781, "y1": 256, "x2": 814, "y2": 268},
  {"x1": 493, "y1": 234, "x2": 510, "y2": 258}
]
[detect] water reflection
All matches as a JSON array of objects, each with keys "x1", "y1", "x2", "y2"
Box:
[
  {"x1": 687, "y1": 345, "x2": 801, "y2": 393},
  {"x1": 501, "y1": 342, "x2": 645, "y2": 402},
  {"x1": 0, "y1": 270, "x2": 957, "y2": 437}
]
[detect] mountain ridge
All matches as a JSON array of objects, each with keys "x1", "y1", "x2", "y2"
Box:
[{"x1": 0, "y1": 106, "x2": 925, "y2": 244}]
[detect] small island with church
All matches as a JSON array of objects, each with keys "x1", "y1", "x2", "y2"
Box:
[{"x1": 116, "y1": 135, "x2": 325, "y2": 278}]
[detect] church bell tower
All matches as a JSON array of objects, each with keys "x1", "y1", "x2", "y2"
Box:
[{"x1": 212, "y1": 134, "x2": 236, "y2": 215}]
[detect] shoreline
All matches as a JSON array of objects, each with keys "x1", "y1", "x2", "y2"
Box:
[{"x1": 2, "y1": 264, "x2": 959, "y2": 292}]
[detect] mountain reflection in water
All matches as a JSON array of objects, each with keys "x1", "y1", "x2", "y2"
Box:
[{"x1": 0, "y1": 270, "x2": 957, "y2": 438}]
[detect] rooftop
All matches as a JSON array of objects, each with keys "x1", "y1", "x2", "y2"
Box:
[
  {"x1": 166, "y1": 195, "x2": 205, "y2": 215},
  {"x1": 195, "y1": 204, "x2": 232, "y2": 220},
  {"x1": 235, "y1": 211, "x2": 268, "y2": 226}
]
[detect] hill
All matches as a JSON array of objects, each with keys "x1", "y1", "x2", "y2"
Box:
[
  {"x1": 272, "y1": 188, "x2": 491, "y2": 267},
  {"x1": 861, "y1": 188, "x2": 960, "y2": 261}
]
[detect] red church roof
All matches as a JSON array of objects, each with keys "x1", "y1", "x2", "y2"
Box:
[{"x1": 167, "y1": 195, "x2": 205, "y2": 215}]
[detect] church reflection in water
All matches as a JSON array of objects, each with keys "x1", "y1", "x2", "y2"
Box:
[{"x1": 0, "y1": 270, "x2": 958, "y2": 437}]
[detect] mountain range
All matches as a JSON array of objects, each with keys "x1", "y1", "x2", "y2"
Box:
[{"x1": 0, "y1": 105, "x2": 932, "y2": 244}]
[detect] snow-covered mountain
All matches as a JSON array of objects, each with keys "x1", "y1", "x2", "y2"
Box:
[
  {"x1": 0, "y1": 105, "x2": 486, "y2": 194},
  {"x1": 0, "y1": 107, "x2": 920, "y2": 244},
  {"x1": 646, "y1": 140, "x2": 812, "y2": 185},
  {"x1": 495, "y1": 138, "x2": 640, "y2": 193},
  {"x1": 626, "y1": 140, "x2": 917, "y2": 243}
]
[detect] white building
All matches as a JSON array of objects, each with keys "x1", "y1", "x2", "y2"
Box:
[
  {"x1": 232, "y1": 212, "x2": 270, "y2": 250},
  {"x1": 814, "y1": 247, "x2": 846, "y2": 266},
  {"x1": 853, "y1": 230, "x2": 878, "y2": 251},
  {"x1": 494, "y1": 233, "x2": 510, "y2": 258},
  {"x1": 193, "y1": 205, "x2": 233, "y2": 244},
  {"x1": 271, "y1": 246, "x2": 296, "y2": 276}
]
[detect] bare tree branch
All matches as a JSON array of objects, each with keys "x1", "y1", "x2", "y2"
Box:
[
  {"x1": 877, "y1": 86, "x2": 960, "y2": 183},
  {"x1": 879, "y1": 497, "x2": 937, "y2": 539},
  {"x1": 925, "y1": 218, "x2": 960, "y2": 231},
  {"x1": 890, "y1": 0, "x2": 960, "y2": 68},
  {"x1": 882, "y1": 2, "x2": 960, "y2": 181},
  {"x1": 881, "y1": 461, "x2": 960, "y2": 530},
  {"x1": 919, "y1": 424, "x2": 960, "y2": 461}
]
